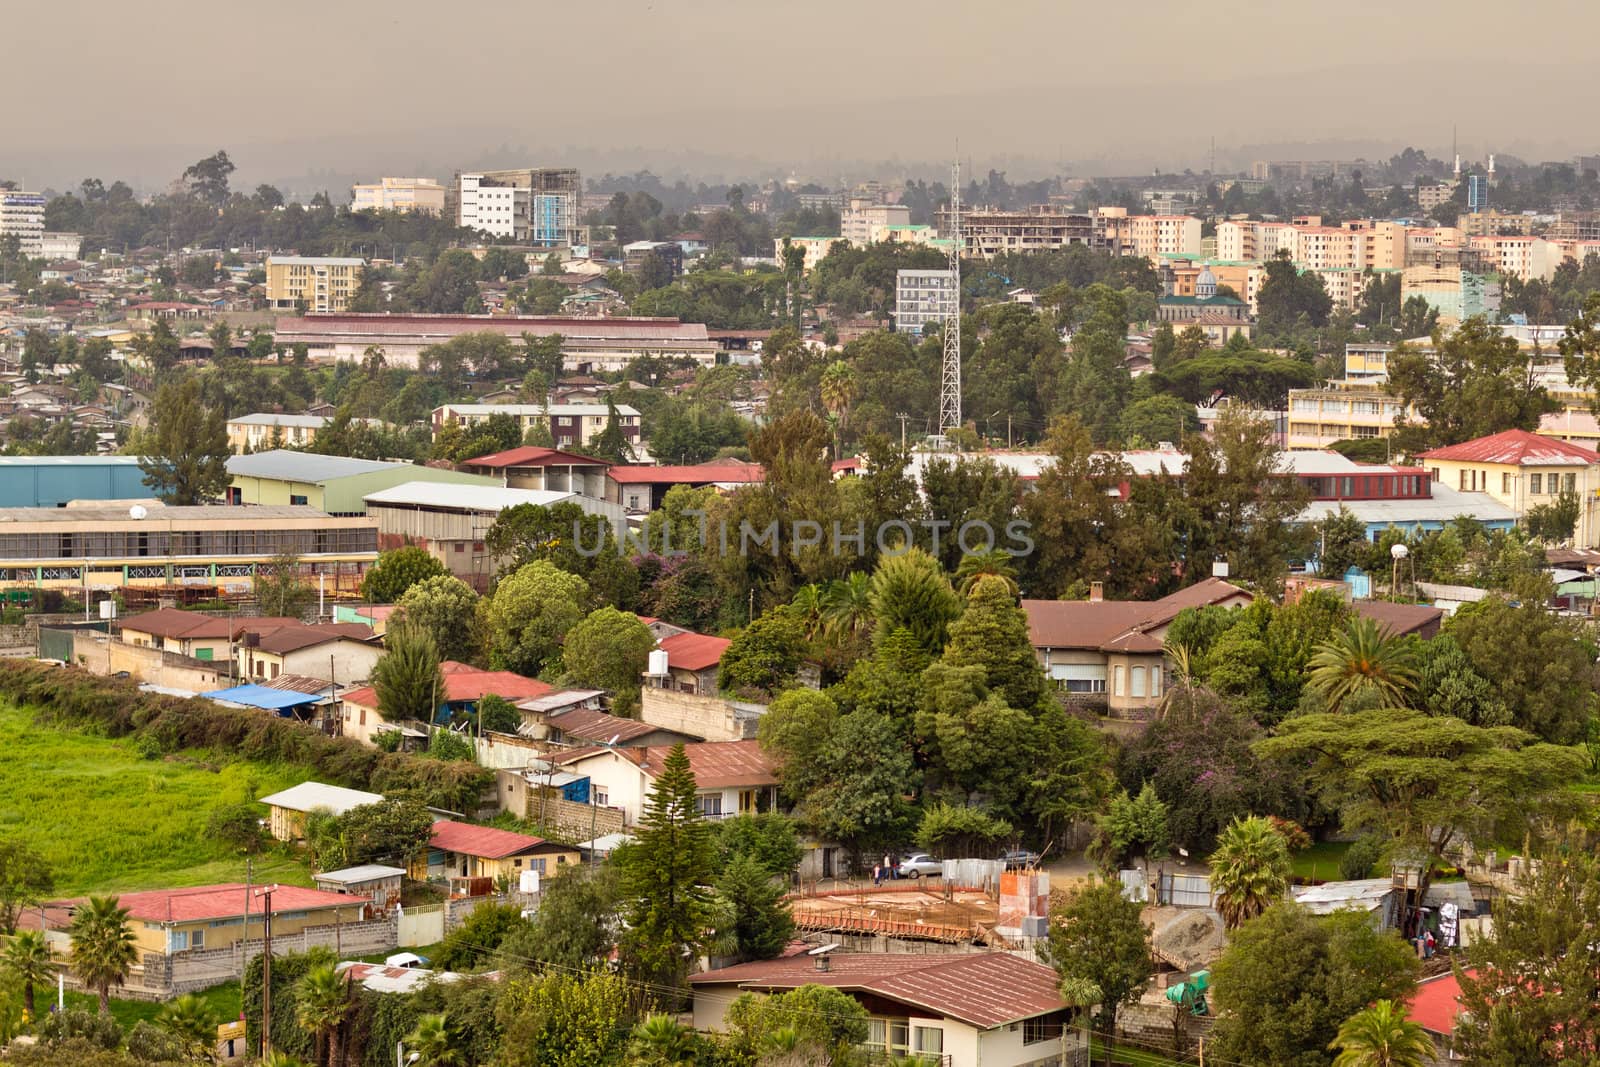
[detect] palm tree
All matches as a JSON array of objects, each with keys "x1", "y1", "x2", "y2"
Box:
[
  {"x1": 1307, "y1": 617, "x2": 1420, "y2": 712},
  {"x1": 405, "y1": 1013, "x2": 459, "y2": 1067},
  {"x1": 296, "y1": 963, "x2": 353, "y2": 1067},
  {"x1": 818, "y1": 360, "x2": 856, "y2": 458},
  {"x1": 820, "y1": 572, "x2": 873, "y2": 642},
  {"x1": 158, "y1": 993, "x2": 221, "y2": 1061},
  {"x1": 1209, "y1": 816, "x2": 1292, "y2": 930},
  {"x1": 68, "y1": 895, "x2": 138, "y2": 1014},
  {"x1": 629, "y1": 1014, "x2": 696, "y2": 1065},
  {"x1": 954, "y1": 549, "x2": 1019, "y2": 595},
  {"x1": 1329, "y1": 999, "x2": 1435, "y2": 1067},
  {"x1": 1057, "y1": 976, "x2": 1102, "y2": 1065},
  {"x1": 3, "y1": 929, "x2": 55, "y2": 1019},
  {"x1": 789, "y1": 584, "x2": 826, "y2": 640}
]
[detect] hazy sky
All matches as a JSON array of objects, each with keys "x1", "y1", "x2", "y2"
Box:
[{"x1": 6, "y1": 0, "x2": 1600, "y2": 194}]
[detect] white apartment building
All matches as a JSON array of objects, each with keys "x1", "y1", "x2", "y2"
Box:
[
  {"x1": 454, "y1": 169, "x2": 582, "y2": 247},
  {"x1": 351, "y1": 177, "x2": 446, "y2": 215},
  {"x1": 1129, "y1": 216, "x2": 1202, "y2": 260},
  {"x1": 39, "y1": 233, "x2": 82, "y2": 260},
  {"x1": 1295, "y1": 228, "x2": 1367, "y2": 270},
  {"x1": 0, "y1": 191, "x2": 47, "y2": 256},
  {"x1": 457, "y1": 174, "x2": 524, "y2": 239},
  {"x1": 1467, "y1": 235, "x2": 1563, "y2": 282},
  {"x1": 841, "y1": 198, "x2": 911, "y2": 245},
  {"x1": 894, "y1": 269, "x2": 958, "y2": 335}
]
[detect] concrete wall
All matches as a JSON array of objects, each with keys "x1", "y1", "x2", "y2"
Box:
[
  {"x1": 641, "y1": 687, "x2": 752, "y2": 742},
  {"x1": 61, "y1": 629, "x2": 227, "y2": 691},
  {"x1": 495, "y1": 768, "x2": 627, "y2": 840}
]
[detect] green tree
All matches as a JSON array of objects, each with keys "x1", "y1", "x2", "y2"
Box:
[
  {"x1": 361, "y1": 546, "x2": 449, "y2": 604},
  {"x1": 712, "y1": 853, "x2": 795, "y2": 963},
  {"x1": 156, "y1": 993, "x2": 220, "y2": 1062},
  {"x1": 372, "y1": 623, "x2": 445, "y2": 724},
  {"x1": 3, "y1": 929, "x2": 54, "y2": 1018},
  {"x1": 628, "y1": 1015, "x2": 701, "y2": 1066},
  {"x1": 67, "y1": 895, "x2": 138, "y2": 1014},
  {"x1": 1045, "y1": 878, "x2": 1153, "y2": 1066},
  {"x1": 482, "y1": 561, "x2": 590, "y2": 677},
  {"x1": 1209, "y1": 905, "x2": 1418, "y2": 1067},
  {"x1": 1307, "y1": 617, "x2": 1420, "y2": 712},
  {"x1": 1329, "y1": 1000, "x2": 1434, "y2": 1067},
  {"x1": 723, "y1": 985, "x2": 869, "y2": 1065},
  {"x1": 561, "y1": 607, "x2": 654, "y2": 712},
  {"x1": 1446, "y1": 594, "x2": 1600, "y2": 744},
  {"x1": 137, "y1": 378, "x2": 230, "y2": 504},
  {"x1": 205, "y1": 801, "x2": 268, "y2": 854},
  {"x1": 586, "y1": 397, "x2": 635, "y2": 464},
  {"x1": 405, "y1": 1013, "x2": 460, "y2": 1067},
  {"x1": 1525, "y1": 489, "x2": 1581, "y2": 543},
  {"x1": 916, "y1": 665, "x2": 1035, "y2": 817},
  {"x1": 306, "y1": 798, "x2": 434, "y2": 870},
  {"x1": 254, "y1": 552, "x2": 314, "y2": 618},
  {"x1": 618, "y1": 744, "x2": 714, "y2": 997},
  {"x1": 295, "y1": 963, "x2": 353, "y2": 1067},
  {"x1": 914, "y1": 801, "x2": 1013, "y2": 858},
  {"x1": 1455, "y1": 851, "x2": 1600, "y2": 1065},
  {"x1": 1257, "y1": 709, "x2": 1587, "y2": 904},
  {"x1": 0, "y1": 838, "x2": 54, "y2": 934},
  {"x1": 718, "y1": 608, "x2": 806, "y2": 697},
  {"x1": 498, "y1": 864, "x2": 620, "y2": 972},
  {"x1": 1256, "y1": 250, "x2": 1332, "y2": 336},
  {"x1": 1390, "y1": 316, "x2": 1557, "y2": 453},
  {"x1": 1116, "y1": 394, "x2": 1197, "y2": 446},
  {"x1": 868, "y1": 548, "x2": 960, "y2": 658},
  {"x1": 1208, "y1": 815, "x2": 1292, "y2": 930},
  {"x1": 182, "y1": 150, "x2": 235, "y2": 203},
  {"x1": 1091, "y1": 784, "x2": 1169, "y2": 877},
  {"x1": 940, "y1": 574, "x2": 1046, "y2": 711},
  {"x1": 396, "y1": 575, "x2": 481, "y2": 664},
  {"x1": 433, "y1": 902, "x2": 526, "y2": 971}
]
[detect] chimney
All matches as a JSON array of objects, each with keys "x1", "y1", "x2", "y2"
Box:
[
  {"x1": 1089, "y1": 581, "x2": 1104, "y2": 603},
  {"x1": 815, "y1": 953, "x2": 831, "y2": 973}
]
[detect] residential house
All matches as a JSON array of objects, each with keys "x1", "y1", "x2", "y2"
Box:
[
  {"x1": 259, "y1": 781, "x2": 383, "y2": 842},
  {"x1": 1417, "y1": 429, "x2": 1600, "y2": 547},
  {"x1": 226, "y1": 412, "x2": 338, "y2": 454},
  {"x1": 690, "y1": 950, "x2": 1079, "y2": 1067},
  {"x1": 338, "y1": 660, "x2": 554, "y2": 747},
  {"x1": 313, "y1": 865, "x2": 406, "y2": 911},
  {"x1": 457, "y1": 446, "x2": 612, "y2": 498},
  {"x1": 411, "y1": 819, "x2": 579, "y2": 884},
  {"x1": 430, "y1": 402, "x2": 641, "y2": 450},
  {"x1": 225, "y1": 450, "x2": 497, "y2": 515},
  {"x1": 235, "y1": 622, "x2": 379, "y2": 684},
  {"x1": 606, "y1": 460, "x2": 765, "y2": 513},
  {"x1": 1406, "y1": 970, "x2": 1470, "y2": 1064},
  {"x1": 528, "y1": 703, "x2": 689, "y2": 748},
  {"x1": 552, "y1": 739, "x2": 778, "y2": 825},
  {"x1": 47, "y1": 884, "x2": 370, "y2": 962},
  {"x1": 646, "y1": 622, "x2": 732, "y2": 695},
  {"x1": 1351, "y1": 600, "x2": 1445, "y2": 639},
  {"x1": 119, "y1": 609, "x2": 300, "y2": 664},
  {"x1": 1021, "y1": 578, "x2": 1252, "y2": 715}
]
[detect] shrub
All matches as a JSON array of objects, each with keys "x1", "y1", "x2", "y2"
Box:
[{"x1": 1339, "y1": 836, "x2": 1387, "y2": 881}]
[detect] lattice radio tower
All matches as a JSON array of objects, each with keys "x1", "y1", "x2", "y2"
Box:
[{"x1": 939, "y1": 158, "x2": 962, "y2": 434}]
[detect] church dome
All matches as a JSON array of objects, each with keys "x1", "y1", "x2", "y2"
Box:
[{"x1": 1195, "y1": 267, "x2": 1218, "y2": 299}]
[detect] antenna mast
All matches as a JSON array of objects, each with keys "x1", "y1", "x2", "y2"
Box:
[{"x1": 940, "y1": 157, "x2": 962, "y2": 434}]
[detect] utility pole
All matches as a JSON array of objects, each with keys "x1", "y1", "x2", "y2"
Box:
[
  {"x1": 1007, "y1": 414, "x2": 1013, "y2": 449},
  {"x1": 896, "y1": 412, "x2": 909, "y2": 451},
  {"x1": 257, "y1": 885, "x2": 275, "y2": 1059}
]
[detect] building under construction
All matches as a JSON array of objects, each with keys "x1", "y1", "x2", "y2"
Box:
[{"x1": 450, "y1": 168, "x2": 583, "y2": 247}]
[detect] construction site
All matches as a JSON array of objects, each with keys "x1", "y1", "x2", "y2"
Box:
[{"x1": 787, "y1": 866, "x2": 1051, "y2": 952}]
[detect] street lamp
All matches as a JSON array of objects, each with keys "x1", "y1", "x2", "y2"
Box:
[
  {"x1": 396, "y1": 1043, "x2": 420, "y2": 1067},
  {"x1": 1390, "y1": 542, "x2": 1409, "y2": 600}
]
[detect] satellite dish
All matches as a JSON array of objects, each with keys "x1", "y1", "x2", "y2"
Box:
[{"x1": 129, "y1": 505, "x2": 148, "y2": 520}]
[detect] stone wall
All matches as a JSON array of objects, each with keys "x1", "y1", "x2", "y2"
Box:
[{"x1": 641, "y1": 687, "x2": 751, "y2": 741}]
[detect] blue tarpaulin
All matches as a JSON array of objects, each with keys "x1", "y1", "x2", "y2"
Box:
[{"x1": 202, "y1": 684, "x2": 321, "y2": 714}]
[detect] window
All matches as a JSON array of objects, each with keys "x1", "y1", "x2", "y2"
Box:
[
  {"x1": 1151, "y1": 667, "x2": 1163, "y2": 698},
  {"x1": 913, "y1": 1027, "x2": 943, "y2": 1055},
  {"x1": 1131, "y1": 666, "x2": 1146, "y2": 698},
  {"x1": 1503, "y1": 472, "x2": 1511, "y2": 494},
  {"x1": 1459, "y1": 469, "x2": 1468, "y2": 491},
  {"x1": 1024, "y1": 1014, "x2": 1065, "y2": 1045},
  {"x1": 1112, "y1": 665, "x2": 1125, "y2": 696},
  {"x1": 1566, "y1": 473, "x2": 1578, "y2": 493},
  {"x1": 1531, "y1": 473, "x2": 1543, "y2": 494},
  {"x1": 695, "y1": 794, "x2": 723, "y2": 817},
  {"x1": 290, "y1": 494, "x2": 309, "y2": 506}
]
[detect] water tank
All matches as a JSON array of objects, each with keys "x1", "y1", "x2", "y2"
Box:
[
  {"x1": 98, "y1": 599, "x2": 117, "y2": 621},
  {"x1": 647, "y1": 649, "x2": 669, "y2": 676}
]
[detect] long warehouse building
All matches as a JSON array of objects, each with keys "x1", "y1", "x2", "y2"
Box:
[{"x1": 272, "y1": 313, "x2": 721, "y2": 372}]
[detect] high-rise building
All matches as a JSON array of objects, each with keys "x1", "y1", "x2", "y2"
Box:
[
  {"x1": 266, "y1": 256, "x2": 366, "y2": 313},
  {"x1": 351, "y1": 177, "x2": 446, "y2": 215},
  {"x1": 453, "y1": 169, "x2": 582, "y2": 247},
  {"x1": 1467, "y1": 174, "x2": 1489, "y2": 212},
  {"x1": 0, "y1": 191, "x2": 47, "y2": 256},
  {"x1": 841, "y1": 198, "x2": 910, "y2": 245},
  {"x1": 894, "y1": 269, "x2": 957, "y2": 335}
]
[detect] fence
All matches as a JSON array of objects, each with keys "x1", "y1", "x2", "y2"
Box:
[{"x1": 1158, "y1": 872, "x2": 1213, "y2": 908}]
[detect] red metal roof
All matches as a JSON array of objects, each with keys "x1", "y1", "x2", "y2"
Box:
[
  {"x1": 428, "y1": 819, "x2": 549, "y2": 859},
  {"x1": 438, "y1": 661, "x2": 554, "y2": 702},
  {"x1": 659, "y1": 631, "x2": 731, "y2": 672},
  {"x1": 607, "y1": 461, "x2": 765, "y2": 485},
  {"x1": 463, "y1": 446, "x2": 611, "y2": 469},
  {"x1": 688, "y1": 951, "x2": 1068, "y2": 1029},
  {"x1": 549, "y1": 707, "x2": 664, "y2": 743},
  {"x1": 1417, "y1": 428, "x2": 1600, "y2": 467},
  {"x1": 58, "y1": 884, "x2": 366, "y2": 924},
  {"x1": 1407, "y1": 970, "x2": 1472, "y2": 1036}
]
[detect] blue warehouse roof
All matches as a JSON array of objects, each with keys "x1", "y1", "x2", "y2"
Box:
[{"x1": 202, "y1": 684, "x2": 323, "y2": 713}]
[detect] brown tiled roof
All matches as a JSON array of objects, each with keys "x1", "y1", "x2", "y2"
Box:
[
  {"x1": 549, "y1": 707, "x2": 662, "y2": 743},
  {"x1": 1353, "y1": 600, "x2": 1443, "y2": 637},
  {"x1": 1022, "y1": 578, "x2": 1251, "y2": 652},
  {"x1": 688, "y1": 951, "x2": 1068, "y2": 1029},
  {"x1": 254, "y1": 622, "x2": 374, "y2": 655},
  {"x1": 556, "y1": 739, "x2": 777, "y2": 789}
]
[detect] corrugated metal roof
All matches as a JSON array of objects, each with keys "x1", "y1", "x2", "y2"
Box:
[
  {"x1": 57, "y1": 883, "x2": 366, "y2": 924},
  {"x1": 363, "y1": 481, "x2": 575, "y2": 512},
  {"x1": 203, "y1": 683, "x2": 325, "y2": 710},
  {"x1": 315, "y1": 864, "x2": 405, "y2": 884},
  {"x1": 259, "y1": 781, "x2": 383, "y2": 814},
  {"x1": 1417, "y1": 428, "x2": 1600, "y2": 467},
  {"x1": 659, "y1": 631, "x2": 731, "y2": 671},
  {"x1": 429, "y1": 819, "x2": 548, "y2": 859},
  {"x1": 226, "y1": 449, "x2": 405, "y2": 483},
  {"x1": 1296, "y1": 484, "x2": 1519, "y2": 526}
]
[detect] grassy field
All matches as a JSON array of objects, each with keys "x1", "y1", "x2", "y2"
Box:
[
  {"x1": 1089, "y1": 1037, "x2": 1193, "y2": 1066},
  {"x1": 1290, "y1": 840, "x2": 1352, "y2": 883},
  {"x1": 0, "y1": 702, "x2": 315, "y2": 895}
]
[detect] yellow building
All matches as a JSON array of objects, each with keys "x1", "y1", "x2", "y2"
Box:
[
  {"x1": 226, "y1": 413, "x2": 330, "y2": 453},
  {"x1": 351, "y1": 177, "x2": 446, "y2": 216},
  {"x1": 259, "y1": 781, "x2": 385, "y2": 842},
  {"x1": 1417, "y1": 428, "x2": 1600, "y2": 547},
  {"x1": 414, "y1": 819, "x2": 580, "y2": 884},
  {"x1": 776, "y1": 235, "x2": 847, "y2": 273},
  {"x1": 52, "y1": 883, "x2": 372, "y2": 961},
  {"x1": 1287, "y1": 381, "x2": 1414, "y2": 450},
  {"x1": 265, "y1": 255, "x2": 366, "y2": 313}
]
